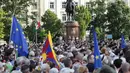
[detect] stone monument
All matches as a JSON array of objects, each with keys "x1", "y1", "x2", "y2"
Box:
[{"x1": 65, "y1": 0, "x2": 79, "y2": 41}]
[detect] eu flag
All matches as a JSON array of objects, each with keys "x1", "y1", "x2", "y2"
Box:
[
  {"x1": 92, "y1": 27, "x2": 102, "y2": 69},
  {"x1": 42, "y1": 31, "x2": 60, "y2": 67},
  {"x1": 10, "y1": 16, "x2": 28, "y2": 57},
  {"x1": 121, "y1": 35, "x2": 126, "y2": 49}
]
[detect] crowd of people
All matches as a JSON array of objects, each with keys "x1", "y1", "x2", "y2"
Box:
[{"x1": 0, "y1": 37, "x2": 130, "y2": 73}]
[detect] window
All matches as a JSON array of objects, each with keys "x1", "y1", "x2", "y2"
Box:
[
  {"x1": 62, "y1": 14, "x2": 67, "y2": 21},
  {"x1": 50, "y1": 2, "x2": 54, "y2": 9},
  {"x1": 31, "y1": 1, "x2": 37, "y2": 10},
  {"x1": 62, "y1": 2, "x2": 66, "y2": 8},
  {"x1": 33, "y1": 3, "x2": 37, "y2": 9},
  {"x1": 32, "y1": 12, "x2": 38, "y2": 16},
  {"x1": 75, "y1": 2, "x2": 78, "y2": 6},
  {"x1": 86, "y1": 2, "x2": 91, "y2": 8},
  {"x1": 32, "y1": 0, "x2": 36, "y2": 2}
]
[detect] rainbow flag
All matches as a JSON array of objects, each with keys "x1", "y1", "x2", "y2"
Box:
[{"x1": 41, "y1": 31, "x2": 60, "y2": 67}]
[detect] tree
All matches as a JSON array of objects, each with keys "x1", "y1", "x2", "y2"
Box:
[
  {"x1": 39, "y1": 29, "x2": 47, "y2": 41},
  {"x1": 0, "y1": 0, "x2": 31, "y2": 24},
  {"x1": 24, "y1": 20, "x2": 48, "y2": 43},
  {"x1": 24, "y1": 21, "x2": 36, "y2": 42},
  {"x1": 0, "y1": 9, "x2": 7, "y2": 39},
  {"x1": 107, "y1": 0, "x2": 130, "y2": 39},
  {"x1": 0, "y1": 0, "x2": 31, "y2": 41},
  {"x1": 0, "y1": 0, "x2": 31, "y2": 17},
  {"x1": 89, "y1": 0, "x2": 108, "y2": 39},
  {"x1": 41, "y1": 10, "x2": 62, "y2": 38},
  {"x1": 75, "y1": 6, "x2": 91, "y2": 39},
  {"x1": 2, "y1": 17, "x2": 11, "y2": 42}
]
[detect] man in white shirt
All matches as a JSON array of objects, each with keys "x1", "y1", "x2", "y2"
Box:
[
  {"x1": 113, "y1": 59, "x2": 122, "y2": 73},
  {"x1": 60, "y1": 58, "x2": 74, "y2": 73}
]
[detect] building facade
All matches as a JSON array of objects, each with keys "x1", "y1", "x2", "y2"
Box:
[
  {"x1": 28, "y1": 0, "x2": 92, "y2": 23},
  {"x1": 28, "y1": 0, "x2": 130, "y2": 23},
  {"x1": 124, "y1": 0, "x2": 130, "y2": 7}
]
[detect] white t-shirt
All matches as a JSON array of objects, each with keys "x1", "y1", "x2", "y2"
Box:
[
  {"x1": 11, "y1": 70, "x2": 22, "y2": 73},
  {"x1": 60, "y1": 67, "x2": 74, "y2": 73},
  {"x1": 49, "y1": 68, "x2": 59, "y2": 73},
  {"x1": 112, "y1": 56, "x2": 126, "y2": 64}
]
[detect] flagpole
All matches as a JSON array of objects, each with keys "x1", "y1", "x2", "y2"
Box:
[
  {"x1": 10, "y1": 4, "x2": 18, "y2": 59},
  {"x1": 36, "y1": 29, "x2": 38, "y2": 44},
  {"x1": 36, "y1": 0, "x2": 41, "y2": 45},
  {"x1": 9, "y1": 17, "x2": 13, "y2": 44},
  {"x1": 9, "y1": 0, "x2": 17, "y2": 43},
  {"x1": 9, "y1": 10, "x2": 17, "y2": 60},
  {"x1": 9, "y1": 6, "x2": 16, "y2": 44}
]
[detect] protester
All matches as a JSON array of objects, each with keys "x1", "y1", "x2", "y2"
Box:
[
  {"x1": 86, "y1": 54, "x2": 94, "y2": 73},
  {"x1": 98, "y1": 65, "x2": 116, "y2": 73},
  {"x1": 0, "y1": 36, "x2": 130, "y2": 73},
  {"x1": 78, "y1": 66, "x2": 88, "y2": 73},
  {"x1": 0, "y1": 62, "x2": 4, "y2": 73},
  {"x1": 60, "y1": 58, "x2": 74, "y2": 73},
  {"x1": 121, "y1": 62, "x2": 130, "y2": 73},
  {"x1": 113, "y1": 59, "x2": 122, "y2": 73}
]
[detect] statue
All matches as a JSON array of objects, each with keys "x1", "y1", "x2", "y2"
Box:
[
  {"x1": 65, "y1": 0, "x2": 79, "y2": 41},
  {"x1": 65, "y1": 0, "x2": 75, "y2": 21}
]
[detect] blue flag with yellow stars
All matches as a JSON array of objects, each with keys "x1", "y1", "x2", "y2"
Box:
[
  {"x1": 121, "y1": 34, "x2": 126, "y2": 49},
  {"x1": 10, "y1": 16, "x2": 28, "y2": 57},
  {"x1": 92, "y1": 27, "x2": 102, "y2": 69}
]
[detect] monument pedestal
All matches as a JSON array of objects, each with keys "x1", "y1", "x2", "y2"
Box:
[{"x1": 65, "y1": 21, "x2": 79, "y2": 41}]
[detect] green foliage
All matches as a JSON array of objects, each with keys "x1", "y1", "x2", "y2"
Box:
[
  {"x1": 95, "y1": 27, "x2": 104, "y2": 39},
  {"x1": 24, "y1": 20, "x2": 48, "y2": 43},
  {"x1": 40, "y1": 29, "x2": 47, "y2": 39},
  {"x1": 0, "y1": 0, "x2": 31, "y2": 16},
  {"x1": 24, "y1": 9, "x2": 39, "y2": 42},
  {"x1": 75, "y1": 6, "x2": 91, "y2": 39},
  {"x1": 107, "y1": 0, "x2": 130, "y2": 39},
  {"x1": 0, "y1": 22, "x2": 4, "y2": 39},
  {"x1": 2, "y1": 17, "x2": 11, "y2": 42},
  {"x1": 0, "y1": 0, "x2": 31, "y2": 24},
  {"x1": 41, "y1": 10, "x2": 63, "y2": 38},
  {"x1": 89, "y1": 0, "x2": 108, "y2": 39},
  {"x1": 0, "y1": 0, "x2": 31, "y2": 41},
  {"x1": 24, "y1": 20, "x2": 36, "y2": 42},
  {"x1": 0, "y1": 9, "x2": 6, "y2": 39}
]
